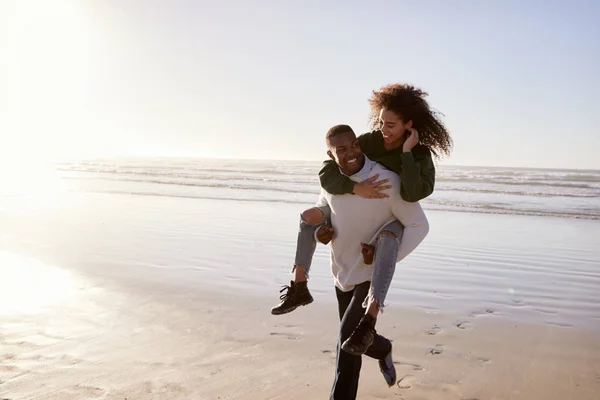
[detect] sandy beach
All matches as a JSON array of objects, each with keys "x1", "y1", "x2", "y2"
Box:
[
  {"x1": 1, "y1": 167, "x2": 600, "y2": 399},
  {"x1": 0, "y1": 263, "x2": 599, "y2": 400},
  {"x1": 4, "y1": 0, "x2": 600, "y2": 397}
]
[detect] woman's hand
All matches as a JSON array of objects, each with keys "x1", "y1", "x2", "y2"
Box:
[
  {"x1": 353, "y1": 174, "x2": 391, "y2": 199},
  {"x1": 403, "y1": 128, "x2": 419, "y2": 152}
]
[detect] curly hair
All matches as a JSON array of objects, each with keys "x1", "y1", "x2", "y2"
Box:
[{"x1": 368, "y1": 83, "x2": 453, "y2": 158}]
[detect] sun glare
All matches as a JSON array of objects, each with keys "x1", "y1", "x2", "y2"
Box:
[
  {"x1": 0, "y1": 251, "x2": 77, "y2": 315},
  {"x1": 6, "y1": 0, "x2": 95, "y2": 161},
  {"x1": 1, "y1": 0, "x2": 92, "y2": 211}
]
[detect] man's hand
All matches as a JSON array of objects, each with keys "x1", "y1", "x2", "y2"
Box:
[
  {"x1": 403, "y1": 128, "x2": 419, "y2": 152},
  {"x1": 353, "y1": 174, "x2": 391, "y2": 199},
  {"x1": 316, "y1": 225, "x2": 334, "y2": 244},
  {"x1": 360, "y1": 242, "x2": 375, "y2": 265}
]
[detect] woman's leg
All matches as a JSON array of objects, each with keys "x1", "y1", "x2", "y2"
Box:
[
  {"x1": 271, "y1": 205, "x2": 331, "y2": 315},
  {"x1": 365, "y1": 219, "x2": 405, "y2": 316},
  {"x1": 292, "y1": 205, "x2": 331, "y2": 280}
]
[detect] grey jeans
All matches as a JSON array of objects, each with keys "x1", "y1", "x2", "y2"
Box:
[{"x1": 293, "y1": 205, "x2": 404, "y2": 309}]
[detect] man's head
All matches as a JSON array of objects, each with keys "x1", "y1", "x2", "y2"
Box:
[{"x1": 326, "y1": 125, "x2": 365, "y2": 176}]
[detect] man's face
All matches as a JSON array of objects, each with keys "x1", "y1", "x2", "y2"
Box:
[{"x1": 327, "y1": 131, "x2": 365, "y2": 175}]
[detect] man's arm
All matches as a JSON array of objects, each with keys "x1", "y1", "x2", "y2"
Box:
[{"x1": 387, "y1": 182, "x2": 429, "y2": 262}]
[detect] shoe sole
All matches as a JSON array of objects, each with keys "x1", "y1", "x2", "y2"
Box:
[
  {"x1": 341, "y1": 336, "x2": 374, "y2": 355},
  {"x1": 380, "y1": 367, "x2": 397, "y2": 387},
  {"x1": 270, "y1": 297, "x2": 314, "y2": 315},
  {"x1": 379, "y1": 352, "x2": 397, "y2": 387}
]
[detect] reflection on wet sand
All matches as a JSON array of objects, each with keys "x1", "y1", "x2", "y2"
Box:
[{"x1": 0, "y1": 251, "x2": 77, "y2": 315}]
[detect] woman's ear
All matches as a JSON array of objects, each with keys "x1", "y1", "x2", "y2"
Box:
[{"x1": 406, "y1": 120, "x2": 414, "y2": 129}]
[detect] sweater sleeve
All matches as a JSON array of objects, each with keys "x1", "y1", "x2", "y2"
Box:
[
  {"x1": 318, "y1": 159, "x2": 355, "y2": 195},
  {"x1": 399, "y1": 146, "x2": 436, "y2": 202}
]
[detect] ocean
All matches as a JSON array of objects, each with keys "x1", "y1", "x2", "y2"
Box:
[
  {"x1": 1, "y1": 158, "x2": 599, "y2": 329},
  {"x1": 56, "y1": 158, "x2": 600, "y2": 220}
]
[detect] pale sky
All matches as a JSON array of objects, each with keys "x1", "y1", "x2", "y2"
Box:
[{"x1": 2, "y1": 0, "x2": 599, "y2": 169}]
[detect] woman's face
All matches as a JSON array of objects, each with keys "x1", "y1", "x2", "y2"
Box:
[{"x1": 379, "y1": 109, "x2": 412, "y2": 145}]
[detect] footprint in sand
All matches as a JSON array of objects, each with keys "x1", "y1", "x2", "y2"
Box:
[
  {"x1": 397, "y1": 375, "x2": 417, "y2": 389},
  {"x1": 274, "y1": 324, "x2": 298, "y2": 329},
  {"x1": 456, "y1": 321, "x2": 472, "y2": 330},
  {"x1": 0, "y1": 365, "x2": 18, "y2": 373},
  {"x1": 60, "y1": 355, "x2": 84, "y2": 365},
  {"x1": 128, "y1": 380, "x2": 186, "y2": 395},
  {"x1": 469, "y1": 309, "x2": 495, "y2": 318},
  {"x1": 71, "y1": 385, "x2": 105, "y2": 397},
  {"x1": 545, "y1": 321, "x2": 574, "y2": 328},
  {"x1": 6, "y1": 341, "x2": 39, "y2": 349},
  {"x1": 269, "y1": 332, "x2": 300, "y2": 340},
  {"x1": 393, "y1": 361, "x2": 426, "y2": 371},
  {"x1": 478, "y1": 357, "x2": 491, "y2": 365},
  {"x1": 511, "y1": 299, "x2": 526, "y2": 307},
  {"x1": 429, "y1": 345, "x2": 444, "y2": 355},
  {"x1": 427, "y1": 325, "x2": 442, "y2": 335}
]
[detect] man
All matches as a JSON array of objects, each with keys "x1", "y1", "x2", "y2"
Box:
[{"x1": 273, "y1": 125, "x2": 429, "y2": 399}]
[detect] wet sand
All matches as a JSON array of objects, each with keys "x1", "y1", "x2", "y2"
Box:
[
  {"x1": 1, "y1": 193, "x2": 599, "y2": 399},
  {"x1": 1, "y1": 267, "x2": 599, "y2": 400}
]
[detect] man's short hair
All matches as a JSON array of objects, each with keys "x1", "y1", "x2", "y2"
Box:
[{"x1": 326, "y1": 125, "x2": 355, "y2": 147}]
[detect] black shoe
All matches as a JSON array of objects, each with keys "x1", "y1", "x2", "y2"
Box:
[
  {"x1": 341, "y1": 314, "x2": 376, "y2": 355},
  {"x1": 378, "y1": 349, "x2": 397, "y2": 387},
  {"x1": 270, "y1": 281, "x2": 313, "y2": 315}
]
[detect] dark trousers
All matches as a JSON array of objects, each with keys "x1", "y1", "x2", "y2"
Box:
[{"x1": 330, "y1": 281, "x2": 392, "y2": 400}]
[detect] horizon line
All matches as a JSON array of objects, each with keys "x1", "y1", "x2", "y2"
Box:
[{"x1": 55, "y1": 154, "x2": 600, "y2": 172}]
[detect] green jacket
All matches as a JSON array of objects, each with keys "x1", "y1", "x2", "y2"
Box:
[{"x1": 319, "y1": 130, "x2": 435, "y2": 202}]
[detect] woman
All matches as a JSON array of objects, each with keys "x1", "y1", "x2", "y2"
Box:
[{"x1": 272, "y1": 83, "x2": 452, "y2": 356}]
